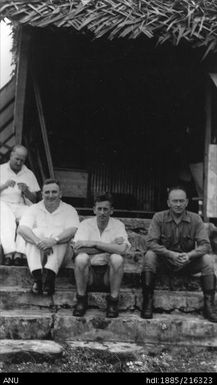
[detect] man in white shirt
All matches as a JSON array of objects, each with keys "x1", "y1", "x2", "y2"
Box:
[
  {"x1": 18, "y1": 178, "x2": 79, "y2": 296},
  {"x1": 0, "y1": 145, "x2": 40, "y2": 265},
  {"x1": 73, "y1": 192, "x2": 130, "y2": 318}
]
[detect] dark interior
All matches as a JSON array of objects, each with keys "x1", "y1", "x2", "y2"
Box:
[{"x1": 25, "y1": 28, "x2": 207, "y2": 214}]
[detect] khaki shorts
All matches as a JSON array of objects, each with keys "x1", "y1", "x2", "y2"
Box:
[{"x1": 88, "y1": 265, "x2": 110, "y2": 292}]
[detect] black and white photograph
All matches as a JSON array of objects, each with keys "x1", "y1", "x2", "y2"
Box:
[{"x1": 0, "y1": 0, "x2": 217, "y2": 380}]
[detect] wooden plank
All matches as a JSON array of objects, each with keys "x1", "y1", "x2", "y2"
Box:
[
  {"x1": 0, "y1": 121, "x2": 13, "y2": 143},
  {"x1": 32, "y1": 77, "x2": 55, "y2": 178},
  {"x1": 0, "y1": 78, "x2": 15, "y2": 111},
  {"x1": 0, "y1": 102, "x2": 14, "y2": 130},
  {"x1": 13, "y1": 27, "x2": 30, "y2": 144},
  {"x1": 203, "y1": 78, "x2": 212, "y2": 221},
  {"x1": 0, "y1": 132, "x2": 14, "y2": 148},
  {"x1": 207, "y1": 144, "x2": 217, "y2": 218}
]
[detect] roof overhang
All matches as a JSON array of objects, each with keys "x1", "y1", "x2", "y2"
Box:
[{"x1": 1, "y1": 0, "x2": 217, "y2": 56}]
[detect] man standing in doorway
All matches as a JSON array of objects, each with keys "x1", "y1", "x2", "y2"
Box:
[
  {"x1": 0, "y1": 145, "x2": 40, "y2": 265},
  {"x1": 141, "y1": 186, "x2": 217, "y2": 323},
  {"x1": 18, "y1": 178, "x2": 79, "y2": 295},
  {"x1": 73, "y1": 192, "x2": 130, "y2": 318}
]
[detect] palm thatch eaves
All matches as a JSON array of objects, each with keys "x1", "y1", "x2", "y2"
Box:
[{"x1": 1, "y1": 0, "x2": 217, "y2": 56}]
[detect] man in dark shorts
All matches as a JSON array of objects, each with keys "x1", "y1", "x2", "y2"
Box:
[
  {"x1": 141, "y1": 186, "x2": 217, "y2": 323},
  {"x1": 73, "y1": 192, "x2": 130, "y2": 318}
]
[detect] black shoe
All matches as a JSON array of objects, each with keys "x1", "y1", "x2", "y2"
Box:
[
  {"x1": 73, "y1": 294, "x2": 88, "y2": 317},
  {"x1": 204, "y1": 293, "x2": 217, "y2": 323},
  {"x1": 106, "y1": 295, "x2": 119, "y2": 318},
  {"x1": 14, "y1": 258, "x2": 22, "y2": 266},
  {"x1": 31, "y1": 269, "x2": 43, "y2": 295},
  {"x1": 43, "y1": 268, "x2": 56, "y2": 295},
  {"x1": 141, "y1": 271, "x2": 155, "y2": 319},
  {"x1": 141, "y1": 291, "x2": 153, "y2": 319},
  {"x1": 4, "y1": 257, "x2": 13, "y2": 266},
  {"x1": 32, "y1": 281, "x2": 43, "y2": 295}
]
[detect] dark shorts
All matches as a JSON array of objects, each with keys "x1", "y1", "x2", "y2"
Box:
[{"x1": 88, "y1": 265, "x2": 110, "y2": 292}]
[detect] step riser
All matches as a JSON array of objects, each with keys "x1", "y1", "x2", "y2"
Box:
[
  {"x1": 0, "y1": 290, "x2": 204, "y2": 312},
  {"x1": 0, "y1": 311, "x2": 215, "y2": 344},
  {"x1": 0, "y1": 266, "x2": 202, "y2": 290},
  {"x1": 53, "y1": 313, "x2": 217, "y2": 344},
  {"x1": 0, "y1": 315, "x2": 53, "y2": 339}
]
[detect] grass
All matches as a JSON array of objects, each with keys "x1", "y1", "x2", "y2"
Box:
[{"x1": 0, "y1": 343, "x2": 217, "y2": 373}]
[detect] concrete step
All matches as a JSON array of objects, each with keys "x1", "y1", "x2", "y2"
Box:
[
  {"x1": 0, "y1": 309, "x2": 53, "y2": 339},
  {"x1": 53, "y1": 310, "x2": 217, "y2": 347},
  {"x1": 0, "y1": 308, "x2": 217, "y2": 348},
  {"x1": 0, "y1": 286, "x2": 204, "y2": 313},
  {"x1": 0, "y1": 339, "x2": 63, "y2": 362},
  {"x1": 0, "y1": 265, "x2": 202, "y2": 291}
]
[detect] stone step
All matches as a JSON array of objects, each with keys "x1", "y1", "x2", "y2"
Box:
[
  {"x1": 0, "y1": 340, "x2": 63, "y2": 362},
  {"x1": 0, "y1": 286, "x2": 204, "y2": 313},
  {"x1": 0, "y1": 309, "x2": 53, "y2": 339},
  {"x1": 0, "y1": 265, "x2": 202, "y2": 291},
  {"x1": 53, "y1": 310, "x2": 217, "y2": 346},
  {"x1": 0, "y1": 309, "x2": 217, "y2": 348}
]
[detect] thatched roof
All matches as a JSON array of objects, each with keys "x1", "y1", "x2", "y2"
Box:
[{"x1": 1, "y1": 0, "x2": 217, "y2": 56}]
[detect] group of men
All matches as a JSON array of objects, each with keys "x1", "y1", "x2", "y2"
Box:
[{"x1": 0, "y1": 145, "x2": 217, "y2": 322}]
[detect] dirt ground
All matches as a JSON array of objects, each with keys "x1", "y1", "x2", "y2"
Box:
[{"x1": 1, "y1": 343, "x2": 217, "y2": 373}]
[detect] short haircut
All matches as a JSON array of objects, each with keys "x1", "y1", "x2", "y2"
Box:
[
  {"x1": 42, "y1": 178, "x2": 61, "y2": 188},
  {"x1": 94, "y1": 192, "x2": 114, "y2": 206},
  {"x1": 11, "y1": 144, "x2": 28, "y2": 155},
  {"x1": 167, "y1": 185, "x2": 188, "y2": 199}
]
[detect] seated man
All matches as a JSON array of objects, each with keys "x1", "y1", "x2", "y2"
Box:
[
  {"x1": 72, "y1": 192, "x2": 131, "y2": 318},
  {"x1": 0, "y1": 145, "x2": 40, "y2": 265},
  {"x1": 18, "y1": 178, "x2": 79, "y2": 295},
  {"x1": 141, "y1": 186, "x2": 217, "y2": 323}
]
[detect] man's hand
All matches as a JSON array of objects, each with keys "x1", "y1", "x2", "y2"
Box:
[
  {"x1": 4, "y1": 179, "x2": 16, "y2": 188},
  {"x1": 73, "y1": 240, "x2": 96, "y2": 250},
  {"x1": 17, "y1": 182, "x2": 29, "y2": 194},
  {"x1": 177, "y1": 253, "x2": 190, "y2": 265},
  {"x1": 166, "y1": 252, "x2": 186, "y2": 269},
  {"x1": 112, "y1": 237, "x2": 125, "y2": 245},
  {"x1": 36, "y1": 238, "x2": 57, "y2": 251}
]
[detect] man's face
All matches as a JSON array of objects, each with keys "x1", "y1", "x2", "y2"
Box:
[
  {"x1": 167, "y1": 189, "x2": 188, "y2": 216},
  {"x1": 10, "y1": 148, "x2": 27, "y2": 172},
  {"x1": 94, "y1": 201, "x2": 113, "y2": 223},
  {"x1": 42, "y1": 183, "x2": 62, "y2": 205}
]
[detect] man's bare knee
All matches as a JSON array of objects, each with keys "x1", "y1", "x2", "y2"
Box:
[
  {"x1": 74, "y1": 253, "x2": 90, "y2": 269},
  {"x1": 201, "y1": 254, "x2": 214, "y2": 268},
  {"x1": 110, "y1": 254, "x2": 124, "y2": 271}
]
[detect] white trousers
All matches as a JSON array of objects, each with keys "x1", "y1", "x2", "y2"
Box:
[
  {"x1": 26, "y1": 228, "x2": 70, "y2": 274},
  {"x1": 0, "y1": 201, "x2": 27, "y2": 255}
]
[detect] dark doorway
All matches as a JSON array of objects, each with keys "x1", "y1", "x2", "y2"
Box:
[{"x1": 28, "y1": 28, "x2": 206, "y2": 213}]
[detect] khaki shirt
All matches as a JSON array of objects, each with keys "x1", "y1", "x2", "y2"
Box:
[{"x1": 146, "y1": 210, "x2": 210, "y2": 258}]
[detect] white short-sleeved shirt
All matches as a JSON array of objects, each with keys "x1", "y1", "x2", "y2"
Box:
[
  {"x1": 19, "y1": 200, "x2": 80, "y2": 237},
  {"x1": 0, "y1": 162, "x2": 40, "y2": 205},
  {"x1": 74, "y1": 217, "x2": 130, "y2": 265}
]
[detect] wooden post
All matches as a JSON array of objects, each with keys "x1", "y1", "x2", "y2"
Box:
[
  {"x1": 32, "y1": 76, "x2": 55, "y2": 179},
  {"x1": 13, "y1": 27, "x2": 30, "y2": 144},
  {"x1": 203, "y1": 78, "x2": 212, "y2": 221}
]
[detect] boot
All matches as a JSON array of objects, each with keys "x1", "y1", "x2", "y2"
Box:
[
  {"x1": 106, "y1": 295, "x2": 119, "y2": 318},
  {"x1": 73, "y1": 294, "x2": 88, "y2": 317},
  {"x1": 201, "y1": 274, "x2": 217, "y2": 323},
  {"x1": 43, "y1": 268, "x2": 56, "y2": 295},
  {"x1": 140, "y1": 271, "x2": 155, "y2": 319},
  {"x1": 32, "y1": 269, "x2": 43, "y2": 295}
]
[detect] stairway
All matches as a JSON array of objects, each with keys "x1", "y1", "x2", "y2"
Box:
[{"x1": 0, "y1": 217, "x2": 217, "y2": 350}]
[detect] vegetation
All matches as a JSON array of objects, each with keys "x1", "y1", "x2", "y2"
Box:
[
  {"x1": 1, "y1": 1, "x2": 217, "y2": 58},
  {"x1": 1, "y1": 343, "x2": 217, "y2": 373}
]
